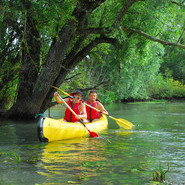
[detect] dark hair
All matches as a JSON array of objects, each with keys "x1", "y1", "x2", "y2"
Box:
[
  {"x1": 74, "y1": 90, "x2": 83, "y2": 96},
  {"x1": 70, "y1": 90, "x2": 83, "y2": 97},
  {"x1": 89, "y1": 90, "x2": 97, "y2": 95}
]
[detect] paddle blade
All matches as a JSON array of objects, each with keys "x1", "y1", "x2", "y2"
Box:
[
  {"x1": 116, "y1": 118, "x2": 134, "y2": 130},
  {"x1": 89, "y1": 131, "x2": 99, "y2": 138}
]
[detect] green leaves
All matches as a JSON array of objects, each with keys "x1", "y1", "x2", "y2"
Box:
[{"x1": 1, "y1": 0, "x2": 185, "y2": 112}]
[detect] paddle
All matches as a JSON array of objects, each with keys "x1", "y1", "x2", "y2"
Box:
[
  {"x1": 51, "y1": 86, "x2": 134, "y2": 130},
  {"x1": 56, "y1": 93, "x2": 99, "y2": 138},
  {"x1": 84, "y1": 103, "x2": 133, "y2": 130}
]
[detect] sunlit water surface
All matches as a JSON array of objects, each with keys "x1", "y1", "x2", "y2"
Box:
[{"x1": 0, "y1": 101, "x2": 185, "y2": 185}]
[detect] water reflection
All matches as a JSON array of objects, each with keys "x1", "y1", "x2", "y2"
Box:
[
  {"x1": 37, "y1": 138, "x2": 108, "y2": 183},
  {"x1": 37, "y1": 130, "x2": 152, "y2": 185},
  {"x1": 115, "y1": 129, "x2": 134, "y2": 137}
]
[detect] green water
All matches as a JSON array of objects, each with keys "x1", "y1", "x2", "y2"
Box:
[{"x1": 0, "y1": 102, "x2": 184, "y2": 185}]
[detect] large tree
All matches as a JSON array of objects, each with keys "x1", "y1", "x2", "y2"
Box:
[{"x1": 0, "y1": 0, "x2": 185, "y2": 119}]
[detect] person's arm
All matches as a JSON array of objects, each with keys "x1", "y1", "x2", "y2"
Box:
[
  {"x1": 97, "y1": 102, "x2": 108, "y2": 115},
  {"x1": 54, "y1": 92, "x2": 69, "y2": 104},
  {"x1": 78, "y1": 103, "x2": 87, "y2": 119}
]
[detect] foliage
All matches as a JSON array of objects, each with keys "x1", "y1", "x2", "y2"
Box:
[
  {"x1": 84, "y1": 0, "x2": 185, "y2": 103},
  {"x1": 60, "y1": 43, "x2": 111, "y2": 98},
  {"x1": 0, "y1": 59, "x2": 20, "y2": 109},
  {"x1": 60, "y1": 39, "x2": 184, "y2": 104},
  {"x1": 0, "y1": 0, "x2": 185, "y2": 117},
  {"x1": 148, "y1": 75, "x2": 185, "y2": 99},
  {"x1": 161, "y1": 47, "x2": 185, "y2": 84},
  {"x1": 0, "y1": 0, "x2": 76, "y2": 110},
  {"x1": 89, "y1": 38, "x2": 165, "y2": 103}
]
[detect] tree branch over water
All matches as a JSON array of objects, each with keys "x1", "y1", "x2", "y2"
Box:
[
  {"x1": 170, "y1": 0, "x2": 185, "y2": 6},
  {"x1": 80, "y1": 80, "x2": 109, "y2": 93},
  {"x1": 64, "y1": 73, "x2": 82, "y2": 81},
  {"x1": 123, "y1": 27, "x2": 185, "y2": 49}
]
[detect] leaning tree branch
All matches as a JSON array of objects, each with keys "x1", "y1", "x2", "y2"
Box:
[
  {"x1": 64, "y1": 35, "x2": 89, "y2": 68},
  {"x1": 66, "y1": 36, "x2": 118, "y2": 69},
  {"x1": 64, "y1": 73, "x2": 82, "y2": 81},
  {"x1": 78, "y1": 0, "x2": 106, "y2": 12},
  {"x1": 53, "y1": 36, "x2": 117, "y2": 88},
  {"x1": 77, "y1": 27, "x2": 111, "y2": 35},
  {"x1": 171, "y1": 0, "x2": 185, "y2": 6},
  {"x1": 123, "y1": 27, "x2": 185, "y2": 49}
]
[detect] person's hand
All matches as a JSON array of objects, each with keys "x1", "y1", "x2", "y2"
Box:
[
  {"x1": 77, "y1": 115, "x2": 82, "y2": 119},
  {"x1": 54, "y1": 92, "x2": 59, "y2": 97},
  {"x1": 78, "y1": 115, "x2": 86, "y2": 120}
]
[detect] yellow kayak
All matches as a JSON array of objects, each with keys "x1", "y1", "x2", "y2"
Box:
[{"x1": 37, "y1": 115, "x2": 108, "y2": 142}]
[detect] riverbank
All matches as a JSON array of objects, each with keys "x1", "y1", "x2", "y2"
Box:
[
  {"x1": 1, "y1": 97, "x2": 184, "y2": 121},
  {"x1": 121, "y1": 97, "x2": 185, "y2": 103}
]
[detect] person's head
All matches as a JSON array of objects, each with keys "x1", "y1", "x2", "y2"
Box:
[
  {"x1": 70, "y1": 90, "x2": 83, "y2": 102},
  {"x1": 89, "y1": 90, "x2": 98, "y2": 101}
]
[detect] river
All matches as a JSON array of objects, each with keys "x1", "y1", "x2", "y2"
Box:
[{"x1": 0, "y1": 101, "x2": 184, "y2": 185}]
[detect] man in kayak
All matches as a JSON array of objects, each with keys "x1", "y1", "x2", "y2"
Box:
[
  {"x1": 85, "y1": 90, "x2": 108, "y2": 122},
  {"x1": 54, "y1": 90, "x2": 87, "y2": 122}
]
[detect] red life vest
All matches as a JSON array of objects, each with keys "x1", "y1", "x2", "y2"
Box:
[
  {"x1": 86, "y1": 100, "x2": 101, "y2": 121},
  {"x1": 64, "y1": 98, "x2": 82, "y2": 122}
]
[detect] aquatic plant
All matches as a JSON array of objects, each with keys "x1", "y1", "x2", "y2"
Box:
[
  {"x1": 0, "y1": 151, "x2": 21, "y2": 164},
  {"x1": 12, "y1": 152, "x2": 21, "y2": 164},
  {"x1": 152, "y1": 163, "x2": 170, "y2": 182}
]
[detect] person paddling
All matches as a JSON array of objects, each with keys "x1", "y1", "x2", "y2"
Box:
[
  {"x1": 54, "y1": 90, "x2": 87, "y2": 122},
  {"x1": 85, "y1": 90, "x2": 108, "y2": 122}
]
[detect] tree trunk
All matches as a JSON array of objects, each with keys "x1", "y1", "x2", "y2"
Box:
[
  {"x1": 7, "y1": 3, "x2": 91, "y2": 119},
  {"x1": 7, "y1": 7, "x2": 41, "y2": 119}
]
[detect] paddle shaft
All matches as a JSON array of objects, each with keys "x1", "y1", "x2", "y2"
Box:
[
  {"x1": 57, "y1": 94, "x2": 89, "y2": 130},
  {"x1": 83, "y1": 102, "x2": 133, "y2": 129},
  {"x1": 84, "y1": 103, "x2": 121, "y2": 120},
  {"x1": 51, "y1": 86, "x2": 69, "y2": 96}
]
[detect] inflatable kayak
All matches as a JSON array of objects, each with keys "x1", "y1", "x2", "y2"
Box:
[{"x1": 37, "y1": 115, "x2": 108, "y2": 142}]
